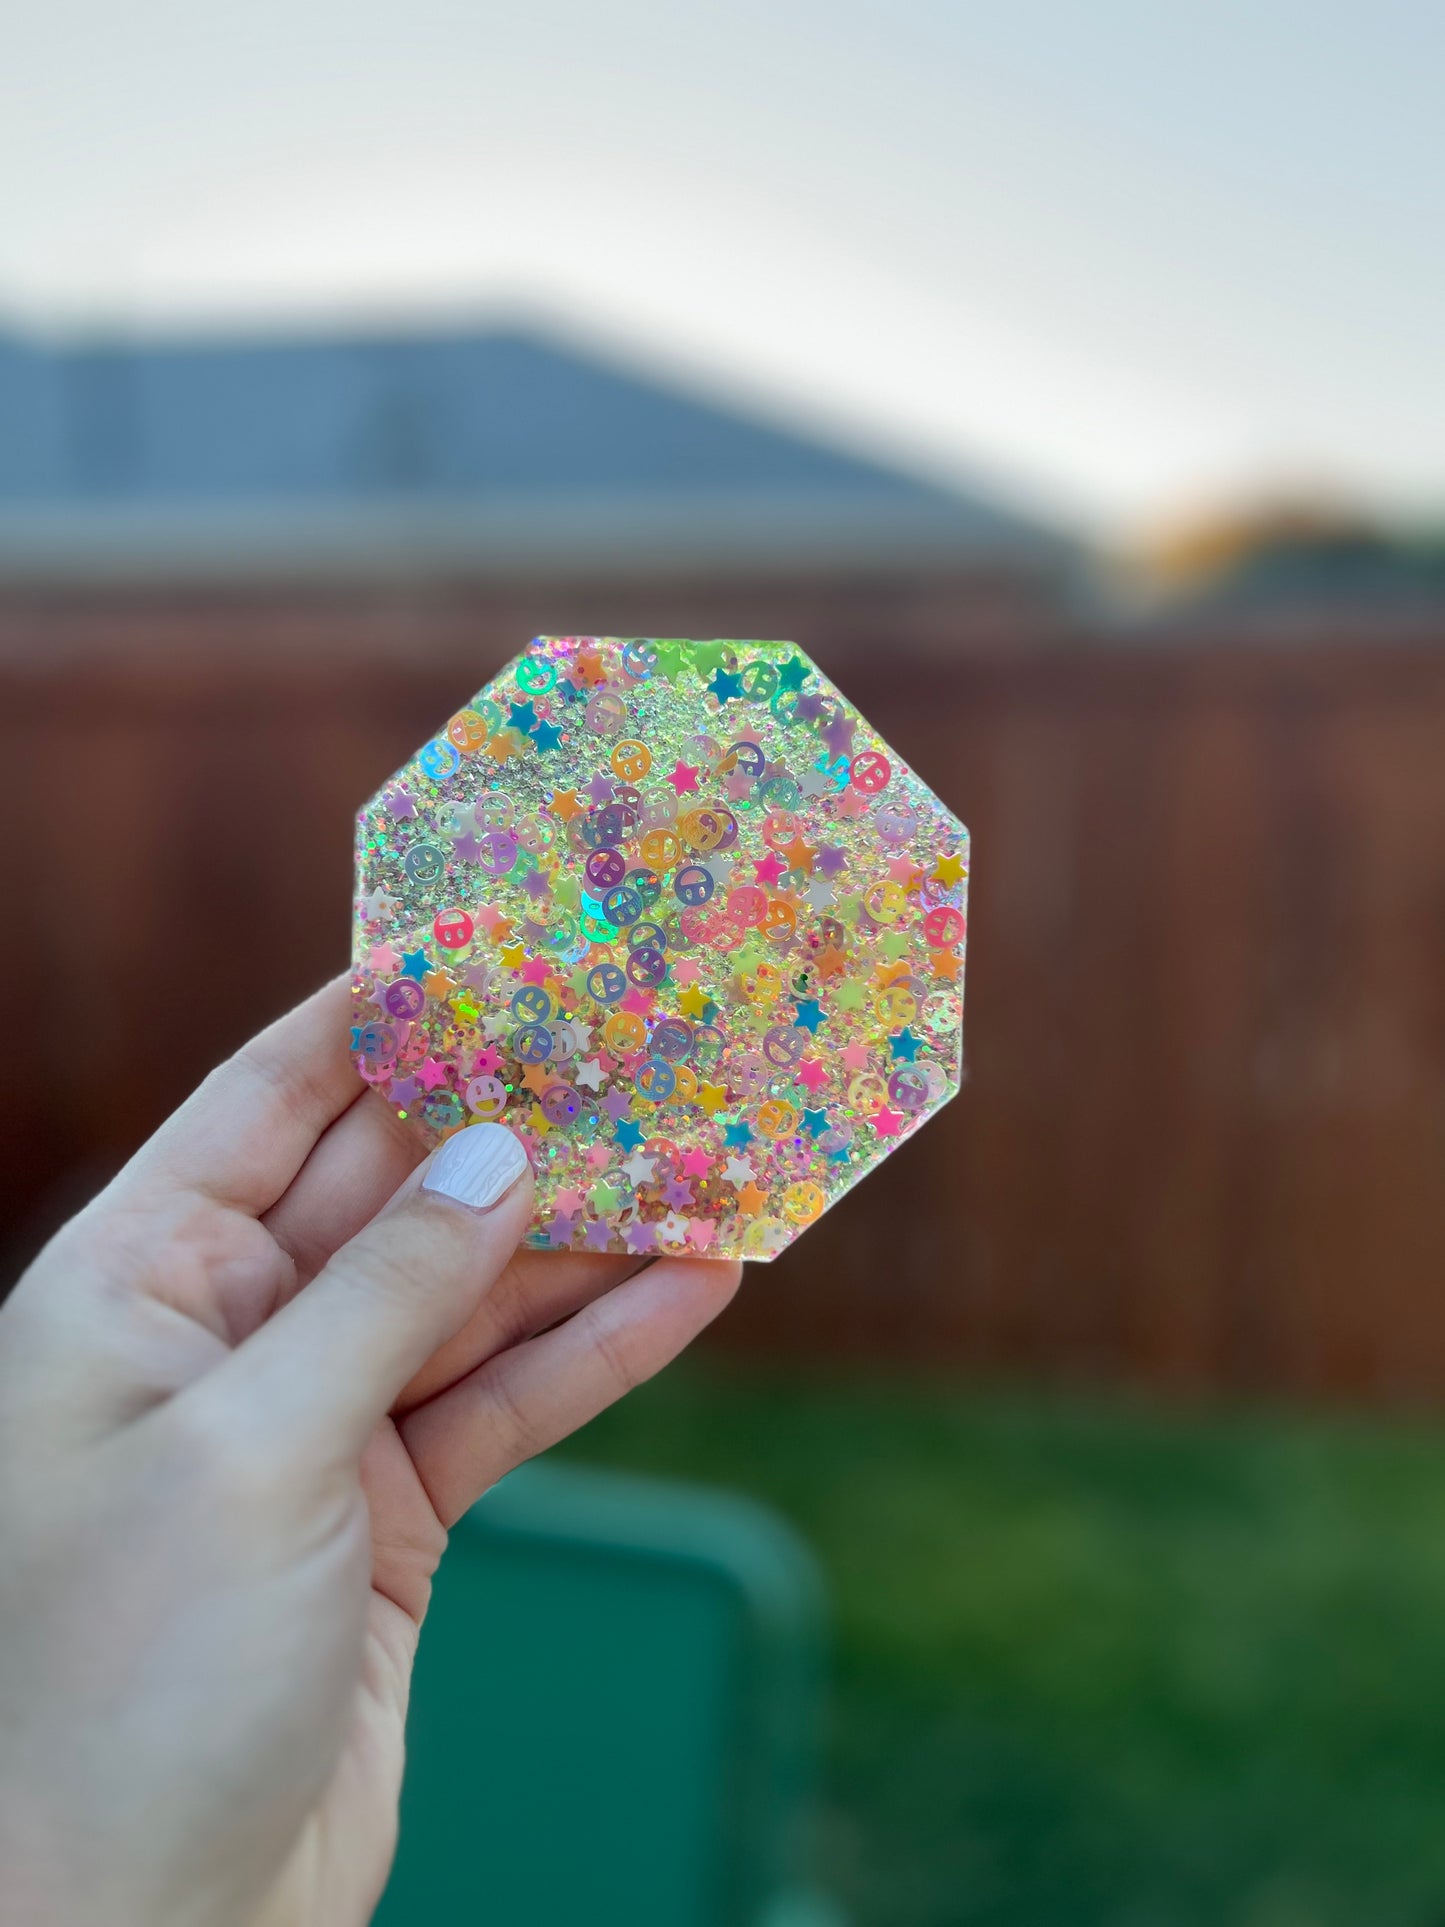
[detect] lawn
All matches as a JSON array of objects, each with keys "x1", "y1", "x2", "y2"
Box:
[{"x1": 557, "y1": 1359, "x2": 1445, "y2": 1927}]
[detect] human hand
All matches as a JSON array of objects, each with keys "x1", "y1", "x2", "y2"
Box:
[{"x1": 0, "y1": 978, "x2": 740, "y2": 1927}]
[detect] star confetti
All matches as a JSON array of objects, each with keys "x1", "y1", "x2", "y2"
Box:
[{"x1": 349, "y1": 636, "x2": 968, "y2": 1259}]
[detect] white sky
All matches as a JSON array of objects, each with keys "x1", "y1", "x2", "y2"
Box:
[{"x1": 1, "y1": 0, "x2": 1439, "y2": 531}]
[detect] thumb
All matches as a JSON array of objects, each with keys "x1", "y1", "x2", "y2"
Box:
[{"x1": 196, "y1": 1123, "x2": 533, "y2": 1469}]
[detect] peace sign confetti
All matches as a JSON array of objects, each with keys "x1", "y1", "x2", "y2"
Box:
[{"x1": 350, "y1": 636, "x2": 968, "y2": 1261}]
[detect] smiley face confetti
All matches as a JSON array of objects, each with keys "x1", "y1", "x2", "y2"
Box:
[{"x1": 350, "y1": 637, "x2": 968, "y2": 1260}]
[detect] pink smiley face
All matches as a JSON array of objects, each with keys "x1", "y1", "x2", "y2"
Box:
[
  {"x1": 464, "y1": 1074, "x2": 509, "y2": 1122},
  {"x1": 923, "y1": 906, "x2": 965, "y2": 949},
  {"x1": 433, "y1": 907, "x2": 475, "y2": 950},
  {"x1": 350, "y1": 632, "x2": 970, "y2": 1267}
]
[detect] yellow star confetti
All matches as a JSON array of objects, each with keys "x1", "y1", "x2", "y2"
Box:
[{"x1": 350, "y1": 635, "x2": 968, "y2": 1261}]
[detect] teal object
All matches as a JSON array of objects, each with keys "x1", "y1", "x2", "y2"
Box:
[{"x1": 374, "y1": 1460, "x2": 842, "y2": 1927}]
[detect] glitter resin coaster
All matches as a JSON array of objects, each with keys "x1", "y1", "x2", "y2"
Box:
[{"x1": 350, "y1": 637, "x2": 968, "y2": 1260}]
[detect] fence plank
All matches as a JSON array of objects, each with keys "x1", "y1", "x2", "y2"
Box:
[{"x1": 3, "y1": 589, "x2": 1443, "y2": 1401}]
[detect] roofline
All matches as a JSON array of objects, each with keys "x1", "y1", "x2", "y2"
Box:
[{"x1": 0, "y1": 490, "x2": 1069, "y2": 586}]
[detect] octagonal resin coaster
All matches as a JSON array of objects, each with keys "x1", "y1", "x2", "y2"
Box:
[{"x1": 350, "y1": 636, "x2": 968, "y2": 1260}]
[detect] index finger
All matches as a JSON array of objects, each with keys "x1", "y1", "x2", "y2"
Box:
[{"x1": 121, "y1": 975, "x2": 364, "y2": 1216}]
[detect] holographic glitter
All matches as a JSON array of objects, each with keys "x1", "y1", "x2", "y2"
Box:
[{"x1": 350, "y1": 636, "x2": 968, "y2": 1260}]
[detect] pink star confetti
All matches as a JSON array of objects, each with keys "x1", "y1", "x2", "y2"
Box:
[{"x1": 349, "y1": 635, "x2": 968, "y2": 1261}]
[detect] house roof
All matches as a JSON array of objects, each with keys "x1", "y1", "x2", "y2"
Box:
[{"x1": 0, "y1": 323, "x2": 1065, "y2": 579}]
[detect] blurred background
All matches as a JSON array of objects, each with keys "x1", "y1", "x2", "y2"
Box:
[{"x1": 3, "y1": 4, "x2": 1445, "y2": 1922}]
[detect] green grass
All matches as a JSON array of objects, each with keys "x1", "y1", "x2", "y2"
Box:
[{"x1": 557, "y1": 1360, "x2": 1445, "y2": 1927}]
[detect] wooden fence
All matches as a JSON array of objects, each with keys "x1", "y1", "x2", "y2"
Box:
[{"x1": 4, "y1": 581, "x2": 1444, "y2": 1401}]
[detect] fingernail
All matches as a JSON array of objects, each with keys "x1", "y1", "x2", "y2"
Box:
[{"x1": 422, "y1": 1124, "x2": 530, "y2": 1212}]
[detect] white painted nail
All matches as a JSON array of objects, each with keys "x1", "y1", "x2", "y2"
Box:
[{"x1": 421, "y1": 1124, "x2": 530, "y2": 1212}]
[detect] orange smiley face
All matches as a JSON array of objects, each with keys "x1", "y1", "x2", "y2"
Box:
[
  {"x1": 610, "y1": 739, "x2": 652, "y2": 783},
  {"x1": 447, "y1": 708, "x2": 491, "y2": 754},
  {"x1": 639, "y1": 828, "x2": 682, "y2": 872},
  {"x1": 781, "y1": 1181, "x2": 825, "y2": 1225},
  {"x1": 603, "y1": 1011, "x2": 647, "y2": 1055},
  {"x1": 756, "y1": 1098, "x2": 798, "y2": 1138}
]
